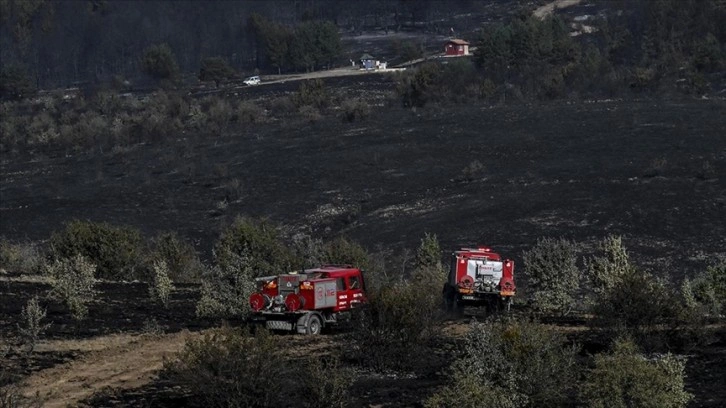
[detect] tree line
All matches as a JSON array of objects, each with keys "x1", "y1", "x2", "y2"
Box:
[{"x1": 0, "y1": 0, "x2": 477, "y2": 92}]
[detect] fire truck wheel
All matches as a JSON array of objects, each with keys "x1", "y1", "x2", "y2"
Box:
[{"x1": 307, "y1": 315, "x2": 322, "y2": 335}]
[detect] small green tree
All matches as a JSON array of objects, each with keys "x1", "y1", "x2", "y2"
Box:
[
  {"x1": 522, "y1": 237, "x2": 580, "y2": 315},
  {"x1": 199, "y1": 56, "x2": 236, "y2": 87},
  {"x1": 149, "y1": 232, "x2": 202, "y2": 283},
  {"x1": 427, "y1": 319, "x2": 578, "y2": 407},
  {"x1": 149, "y1": 260, "x2": 174, "y2": 308},
  {"x1": 142, "y1": 43, "x2": 180, "y2": 81},
  {"x1": 581, "y1": 337, "x2": 692, "y2": 408},
  {"x1": 352, "y1": 279, "x2": 443, "y2": 371},
  {"x1": 591, "y1": 268, "x2": 679, "y2": 350},
  {"x1": 46, "y1": 254, "x2": 97, "y2": 320},
  {"x1": 196, "y1": 250, "x2": 256, "y2": 319},
  {"x1": 681, "y1": 261, "x2": 726, "y2": 317},
  {"x1": 17, "y1": 296, "x2": 50, "y2": 353},
  {"x1": 165, "y1": 328, "x2": 286, "y2": 407},
  {"x1": 585, "y1": 235, "x2": 631, "y2": 297},
  {"x1": 50, "y1": 220, "x2": 143, "y2": 281},
  {"x1": 213, "y1": 217, "x2": 296, "y2": 276},
  {"x1": 321, "y1": 236, "x2": 371, "y2": 271},
  {"x1": 415, "y1": 232, "x2": 442, "y2": 271}
]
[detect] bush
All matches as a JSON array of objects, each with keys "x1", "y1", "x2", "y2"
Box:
[
  {"x1": 17, "y1": 296, "x2": 50, "y2": 353},
  {"x1": 352, "y1": 278, "x2": 443, "y2": 371},
  {"x1": 591, "y1": 268, "x2": 681, "y2": 350},
  {"x1": 141, "y1": 43, "x2": 180, "y2": 81},
  {"x1": 149, "y1": 260, "x2": 174, "y2": 308},
  {"x1": 321, "y1": 237, "x2": 371, "y2": 271},
  {"x1": 199, "y1": 56, "x2": 236, "y2": 87},
  {"x1": 148, "y1": 232, "x2": 202, "y2": 283},
  {"x1": 684, "y1": 261, "x2": 726, "y2": 317},
  {"x1": 0, "y1": 240, "x2": 44, "y2": 275},
  {"x1": 165, "y1": 328, "x2": 287, "y2": 408},
  {"x1": 50, "y1": 220, "x2": 143, "y2": 281},
  {"x1": 340, "y1": 98, "x2": 370, "y2": 123},
  {"x1": 300, "y1": 355, "x2": 354, "y2": 408},
  {"x1": 522, "y1": 237, "x2": 581, "y2": 315},
  {"x1": 585, "y1": 235, "x2": 631, "y2": 297},
  {"x1": 45, "y1": 254, "x2": 97, "y2": 320},
  {"x1": 196, "y1": 251, "x2": 256, "y2": 319},
  {"x1": 428, "y1": 319, "x2": 579, "y2": 407},
  {"x1": 581, "y1": 337, "x2": 691, "y2": 408},
  {"x1": 213, "y1": 217, "x2": 296, "y2": 276},
  {"x1": 414, "y1": 232, "x2": 443, "y2": 271},
  {"x1": 396, "y1": 62, "x2": 442, "y2": 108},
  {"x1": 292, "y1": 79, "x2": 328, "y2": 109},
  {"x1": 424, "y1": 374, "x2": 521, "y2": 408}
]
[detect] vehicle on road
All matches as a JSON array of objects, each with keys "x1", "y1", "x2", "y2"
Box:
[
  {"x1": 442, "y1": 247, "x2": 516, "y2": 314},
  {"x1": 249, "y1": 265, "x2": 367, "y2": 334},
  {"x1": 243, "y1": 75, "x2": 261, "y2": 85}
]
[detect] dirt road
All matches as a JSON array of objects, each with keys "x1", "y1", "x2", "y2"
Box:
[
  {"x1": 19, "y1": 331, "x2": 194, "y2": 407},
  {"x1": 533, "y1": 0, "x2": 582, "y2": 19}
]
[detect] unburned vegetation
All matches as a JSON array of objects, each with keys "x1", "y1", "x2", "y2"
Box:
[
  {"x1": 1, "y1": 217, "x2": 725, "y2": 407},
  {"x1": 1, "y1": 0, "x2": 726, "y2": 407}
]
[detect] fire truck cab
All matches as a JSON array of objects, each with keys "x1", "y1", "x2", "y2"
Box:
[
  {"x1": 443, "y1": 247, "x2": 516, "y2": 313},
  {"x1": 249, "y1": 265, "x2": 367, "y2": 334}
]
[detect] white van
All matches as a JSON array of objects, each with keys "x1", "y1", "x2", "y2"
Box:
[{"x1": 243, "y1": 76, "x2": 261, "y2": 86}]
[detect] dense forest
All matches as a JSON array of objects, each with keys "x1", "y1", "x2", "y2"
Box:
[
  {"x1": 0, "y1": 0, "x2": 482, "y2": 89},
  {"x1": 0, "y1": 0, "x2": 724, "y2": 97}
]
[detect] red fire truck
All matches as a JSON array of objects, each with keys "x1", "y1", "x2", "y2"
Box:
[
  {"x1": 443, "y1": 247, "x2": 516, "y2": 313},
  {"x1": 248, "y1": 265, "x2": 367, "y2": 334}
]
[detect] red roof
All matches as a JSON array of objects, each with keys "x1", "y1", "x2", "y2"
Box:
[{"x1": 447, "y1": 39, "x2": 469, "y2": 45}]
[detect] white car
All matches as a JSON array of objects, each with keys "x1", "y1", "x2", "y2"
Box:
[{"x1": 243, "y1": 76, "x2": 261, "y2": 86}]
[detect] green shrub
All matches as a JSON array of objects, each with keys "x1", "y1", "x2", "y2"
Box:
[
  {"x1": 396, "y1": 62, "x2": 443, "y2": 108},
  {"x1": 585, "y1": 235, "x2": 631, "y2": 297},
  {"x1": 429, "y1": 319, "x2": 578, "y2": 408},
  {"x1": 196, "y1": 250, "x2": 256, "y2": 319},
  {"x1": 148, "y1": 232, "x2": 202, "y2": 283},
  {"x1": 522, "y1": 237, "x2": 581, "y2": 315},
  {"x1": 0, "y1": 240, "x2": 44, "y2": 275},
  {"x1": 45, "y1": 254, "x2": 97, "y2": 320},
  {"x1": 414, "y1": 232, "x2": 442, "y2": 271},
  {"x1": 149, "y1": 260, "x2": 174, "y2": 308},
  {"x1": 352, "y1": 278, "x2": 443, "y2": 371},
  {"x1": 300, "y1": 355, "x2": 354, "y2": 408},
  {"x1": 340, "y1": 98, "x2": 370, "y2": 123},
  {"x1": 141, "y1": 43, "x2": 180, "y2": 81},
  {"x1": 213, "y1": 217, "x2": 296, "y2": 276},
  {"x1": 581, "y1": 337, "x2": 691, "y2": 408},
  {"x1": 50, "y1": 220, "x2": 143, "y2": 281},
  {"x1": 424, "y1": 374, "x2": 522, "y2": 408},
  {"x1": 165, "y1": 328, "x2": 287, "y2": 408},
  {"x1": 17, "y1": 296, "x2": 50, "y2": 353},
  {"x1": 292, "y1": 79, "x2": 328, "y2": 109},
  {"x1": 199, "y1": 56, "x2": 236, "y2": 87},
  {"x1": 321, "y1": 237, "x2": 371, "y2": 271},
  {"x1": 591, "y1": 268, "x2": 680, "y2": 350},
  {"x1": 684, "y1": 261, "x2": 726, "y2": 316}
]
